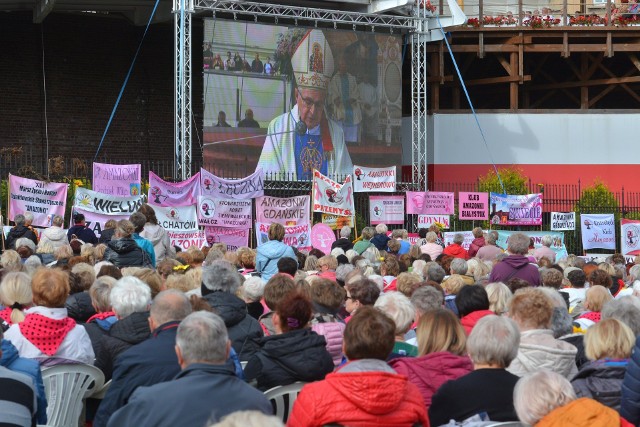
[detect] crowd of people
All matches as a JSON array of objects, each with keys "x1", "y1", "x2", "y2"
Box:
[
  {"x1": 204, "y1": 46, "x2": 274, "y2": 75},
  {"x1": 4, "y1": 212, "x2": 640, "y2": 426}
]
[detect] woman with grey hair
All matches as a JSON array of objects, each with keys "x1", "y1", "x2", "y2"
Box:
[
  {"x1": 476, "y1": 230, "x2": 503, "y2": 262},
  {"x1": 467, "y1": 227, "x2": 486, "y2": 258},
  {"x1": 515, "y1": 370, "x2": 633, "y2": 426},
  {"x1": 331, "y1": 226, "x2": 353, "y2": 252},
  {"x1": 532, "y1": 235, "x2": 557, "y2": 263},
  {"x1": 370, "y1": 223, "x2": 390, "y2": 251},
  {"x1": 420, "y1": 231, "x2": 443, "y2": 261},
  {"x1": 443, "y1": 233, "x2": 469, "y2": 260},
  {"x1": 103, "y1": 220, "x2": 152, "y2": 268},
  {"x1": 38, "y1": 214, "x2": 67, "y2": 251},
  {"x1": 489, "y1": 232, "x2": 541, "y2": 286},
  {"x1": 429, "y1": 315, "x2": 521, "y2": 426}
]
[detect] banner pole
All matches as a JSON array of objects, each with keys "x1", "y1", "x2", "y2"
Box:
[{"x1": 6, "y1": 175, "x2": 10, "y2": 226}]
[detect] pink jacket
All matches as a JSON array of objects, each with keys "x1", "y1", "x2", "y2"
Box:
[{"x1": 312, "y1": 321, "x2": 346, "y2": 367}]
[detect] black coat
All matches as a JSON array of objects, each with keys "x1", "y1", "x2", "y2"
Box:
[
  {"x1": 93, "y1": 322, "x2": 181, "y2": 427},
  {"x1": 244, "y1": 328, "x2": 334, "y2": 391},
  {"x1": 99, "y1": 228, "x2": 116, "y2": 244},
  {"x1": 203, "y1": 291, "x2": 263, "y2": 361},
  {"x1": 103, "y1": 237, "x2": 151, "y2": 268},
  {"x1": 95, "y1": 311, "x2": 150, "y2": 381},
  {"x1": 66, "y1": 292, "x2": 97, "y2": 323},
  {"x1": 331, "y1": 238, "x2": 354, "y2": 253},
  {"x1": 5, "y1": 225, "x2": 38, "y2": 250}
]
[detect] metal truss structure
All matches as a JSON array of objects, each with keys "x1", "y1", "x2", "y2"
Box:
[
  {"x1": 174, "y1": 0, "x2": 193, "y2": 181},
  {"x1": 175, "y1": 0, "x2": 465, "y2": 184}
]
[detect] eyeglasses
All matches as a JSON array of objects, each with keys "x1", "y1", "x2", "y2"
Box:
[{"x1": 298, "y1": 95, "x2": 325, "y2": 110}]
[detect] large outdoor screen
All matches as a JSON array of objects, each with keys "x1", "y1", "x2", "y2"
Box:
[{"x1": 202, "y1": 19, "x2": 403, "y2": 180}]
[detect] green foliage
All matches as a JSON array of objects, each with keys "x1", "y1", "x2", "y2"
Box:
[
  {"x1": 574, "y1": 180, "x2": 619, "y2": 220},
  {"x1": 478, "y1": 166, "x2": 528, "y2": 195}
]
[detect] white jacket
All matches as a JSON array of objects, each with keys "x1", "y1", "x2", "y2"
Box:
[
  {"x1": 507, "y1": 329, "x2": 578, "y2": 379},
  {"x1": 140, "y1": 223, "x2": 175, "y2": 262},
  {"x1": 37, "y1": 226, "x2": 68, "y2": 251}
]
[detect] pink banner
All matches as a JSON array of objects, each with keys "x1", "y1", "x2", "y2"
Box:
[
  {"x1": 204, "y1": 227, "x2": 249, "y2": 251},
  {"x1": 93, "y1": 163, "x2": 141, "y2": 196},
  {"x1": 406, "y1": 191, "x2": 455, "y2": 215},
  {"x1": 255, "y1": 195, "x2": 310, "y2": 226},
  {"x1": 197, "y1": 196, "x2": 252, "y2": 228},
  {"x1": 311, "y1": 223, "x2": 336, "y2": 253},
  {"x1": 369, "y1": 195, "x2": 405, "y2": 225},
  {"x1": 9, "y1": 174, "x2": 68, "y2": 227},
  {"x1": 312, "y1": 170, "x2": 354, "y2": 216},
  {"x1": 256, "y1": 222, "x2": 311, "y2": 252},
  {"x1": 72, "y1": 207, "x2": 129, "y2": 238},
  {"x1": 148, "y1": 171, "x2": 201, "y2": 207},
  {"x1": 458, "y1": 192, "x2": 489, "y2": 220},
  {"x1": 168, "y1": 230, "x2": 206, "y2": 251},
  {"x1": 200, "y1": 168, "x2": 265, "y2": 199}
]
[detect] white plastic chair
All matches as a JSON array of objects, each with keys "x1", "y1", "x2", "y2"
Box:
[
  {"x1": 91, "y1": 379, "x2": 111, "y2": 400},
  {"x1": 41, "y1": 364, "x2": 105, "y2": 427},
  {"x1": 263, "y1": 382, "x2": 307, "y2": 423}
]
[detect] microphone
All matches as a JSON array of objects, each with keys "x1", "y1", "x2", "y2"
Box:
[{"x1": 203, "y1": 118, "x2": 309, "y2": 146}]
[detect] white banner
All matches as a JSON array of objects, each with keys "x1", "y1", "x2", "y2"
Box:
[
  {"x1": 352, "y1": 165, "x2": 396, "y2": 192},
  {"x1": 72, "y1": 207, "x2": 130, "y2": 238},
  {"x1": 74, "y1": 187, "x2": 144, "y2": 215},
  {"x1": 370, "y1": 195, "x2": 404, "y2": 225},
  {"x1": 153, "y1": 205, "x2": 199, "y2": 232},
  {"x1": 621, "y1": 219, "x2": 640, "y2": 256},
  {"x1": 417, "y1": 215, "x2": 450, "y2": 229},
  {"x1": 580, "y1": 253, "x2": 636, "y2": 264},
  {"x1": 581, "y1": 213, "x2": 616, "y2": 250},
  {"x1": 197, "y1": 196, "x2": 252, "y2": 228},
  {"x1": 312, "y1": 170, "x2": 354, "y2": 217},
  {"x1": 200, "y1": 168, "x2": 265, "y2": 199},
  {"x1": 551, "y1": 212, "x2": 576, "y2": 231}
]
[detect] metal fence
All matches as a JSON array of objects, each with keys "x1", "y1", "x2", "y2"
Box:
[{"x1": 3, "y1": 151, "x2": 639, "y2": 254}]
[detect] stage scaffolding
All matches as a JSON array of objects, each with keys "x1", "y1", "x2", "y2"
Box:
[{"x1": 174, "y1": 0, "x2": 465, "y2": 189}]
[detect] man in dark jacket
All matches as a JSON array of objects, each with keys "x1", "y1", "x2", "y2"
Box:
[
  {"x1": 67, "y1": 212, "x2": 98, "y2": 244},
  {"x1": 331, "y1": 226, "x2": 354, "y2": 252},
  {"x1": 107, "y1": 311, "x2": 272, "y2": 427},
  {"x1": 94, "y1": 277, "x2": 152, "y2": 381},
  {"x1": 93, "y1": 290, "x2": 192, "y2": 427},
  {"x1": 489, "y1": 232, "x2": 541, "y2": 286},
  {"x1": 202, "y1": 260, "x2": 263, "y2": 361},
  {"x1": 5, "y1": 214, "x2": 38, "y2": 250}
]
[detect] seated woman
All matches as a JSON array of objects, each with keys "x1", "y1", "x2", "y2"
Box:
[
  {"x1": 390, "y1": 308, "x2": 472, "y2": 408},
  {"x1": 429, "y1": 315, "x2": 521, "y2": 426},
  {"x1": 571, "y1": 318, "x2": 635, "y2": 410},
  {"x1": 0, "y1": 272, "x2": 32, "y2": 325},
  {"x1": 515, "y1": 370, "x2": 634, "y2": 426},
  {"x1": 574, "y1": 285, "x2": 612, "y2": 330},
  {"x1": 288, "y1": 306, "x2": 428, "y2": 427},
  {"x1": 4, "y1": 268, "x2": 95, "y2": 365},
  {"x1": 344, "y1": 278, "x2": 380, "y2": 323},
  {"x1": 507, "y1": 287, "x2": 578, "y2": 379},
  {"x1": 309, "y1": 278, "x2": 347, "y2": 367},
  {"x1": 374, "y1": 292, "x2": 418, "y2": 357},
  {"x1": 244, "y1": 292, "x2": 334, "y2": 391}
]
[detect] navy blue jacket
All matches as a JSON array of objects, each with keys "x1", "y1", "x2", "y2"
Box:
[
  {"x1": 621, "y1": 338, "x2": 640, "y2": 424},
  {"x1": 93, "y1": 322, "x2": 180, "y2": 427},
  {"x1": 106, "y1": 363, "x2": 272, "y2": 427},
  {"x1": 67, "y1": 224, "x2": 98, "y2": 244}
]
